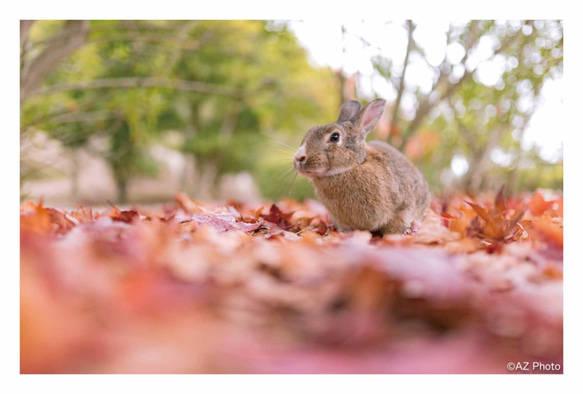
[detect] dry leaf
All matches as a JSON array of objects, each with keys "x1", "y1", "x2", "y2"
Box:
[{"x1": 19, "y1": 189, "x2": 562, "y2": 373}]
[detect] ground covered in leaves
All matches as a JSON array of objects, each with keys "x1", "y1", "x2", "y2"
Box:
[{"x1": 20, "y1": 189, "x2": 563, "y2": 373}]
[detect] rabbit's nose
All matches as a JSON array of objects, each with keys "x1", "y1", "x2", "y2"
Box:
[
  {"x1": 295, "y1": 154, "x2": 306, "y2": 163},
  {"x1": 294, "y1": 146, "x2": 307, "y2": 165}
]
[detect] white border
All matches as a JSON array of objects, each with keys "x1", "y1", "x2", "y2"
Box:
[{"x1": 4, "y1": 1, "x2": 581, "y2": 393}]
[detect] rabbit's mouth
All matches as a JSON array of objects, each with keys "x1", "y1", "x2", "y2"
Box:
[
  {"x1": 294, "y1": 160, "x2": 323, "y2": 178},
  {"x1": 294, "y1": 163, "x2": 320, "y2": 178},
  {"x1": 295, "y1": 163, "x2": 351, "y2": 178}
]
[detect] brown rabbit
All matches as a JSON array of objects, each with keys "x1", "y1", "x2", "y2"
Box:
[{"x1": 293, "y1": 99, "x2": 431, "y2": 235}]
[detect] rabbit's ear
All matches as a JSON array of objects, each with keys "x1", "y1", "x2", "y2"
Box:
[
  {"x1": 337, "y1": 100, "x2": 361, "y2": 122},
  {"x1": 355, "y1": 99, "x2": 386, "y2": 137}
]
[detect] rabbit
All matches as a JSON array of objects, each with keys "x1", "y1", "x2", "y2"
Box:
[{"x1": 293, "y1": 98, "x2": 431, "y2": 235}]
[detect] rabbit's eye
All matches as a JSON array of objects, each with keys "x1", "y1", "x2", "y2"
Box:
[{"x1": 329, "y1": 132, "x2": 340, "y2": 143}]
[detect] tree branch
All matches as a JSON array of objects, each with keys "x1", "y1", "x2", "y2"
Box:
[
  {"x1": 20, "y1": 20, "x2": 35, "y2": 74},
  {"x1": 30, "y1": 77, "x2": 246, "y2": 99},
  {"x1": 29, "y1": 33, "x2": 204, "y2": 51},
  {"x1": 389, "y1": 20, "x2": 415, "y2": 144},
  {"x1": 20, "y1": 20, "x2": 90, "y2": 103},
  {"x1": 49, "y1": 110, "x2": 117, "y2": 124},
  {"x1": 161, "y1": 21, "x2": 198, "y2": 78},
  {"x1": 398, "y1": 21, "x2": 481, "y2": 150},
  {"x1": 449, "y1": 94, "x2": 478, "y2": 155},
  {"x1": 20, "y1": 20, "x2": 35, "y2": 48}
]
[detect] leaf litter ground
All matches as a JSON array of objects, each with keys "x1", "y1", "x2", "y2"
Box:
[{"x1": 20, "y1": 189, "x2": 563, "y2": 373}]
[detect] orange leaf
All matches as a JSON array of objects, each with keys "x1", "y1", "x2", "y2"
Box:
[
  {"x1": 20, "y1": 201, "x2": 52, "y2": 235},
  {"x1": 20, "y1": 200, "x2": 41, "y2": 213},
  {"x1": 449, "y1": 214, "x2": 472, "y2": 236},
  {"x1": 70, "y1": 206, "x2": 94, "y2": 224},
  {"x1": 174, "y1": 192, "x2": 205, "y2": 214},
  {"x1": 532, "y1": 219, "x2": 563, "y2": 249},
  {"x1": 528, "y1": 191, "x2": 555, "y2": 216},
  {"x1": 494, "y1": 186, "x2": 506, "y2": 215},
  {"x1": 47, "y1": 208, "x2": 76, "y2": 234},
  {"x1": 552, "y1": 197, "x2": 563, "y2": 218},
  {"x1": 110, "y1": 207, "x2": 140, "y2": 223},
  {"x1": 466, "y1": 201, "x2": 505, "y2": 240},
  {"x1": 543, "y1": 265, "x2": 563, "y2": 280}
]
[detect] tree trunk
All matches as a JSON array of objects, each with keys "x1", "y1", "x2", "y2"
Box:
[
  {"x1": 507, "y1": 148, "x2": 524, "y2": 195},
  {"x1": 182, "y1": 153, "x2": 197, "y2": 196},
  {"x1": 463, "y1": 153, "x2": 489, "y2": 193},
  {"x1": 389, "y1": 20, "x2": 415, "y2": 145},
  {"x1": 461, "y1": 128, "x2": 502, "y2": 193},
  {"x1": 195, "y1": 159, "x2": 218, "y2": 202},
  {"x1": 70, "y1": 149, "x2": 80, "y2": 200},
  {"x1": 116, "y1": 178, "x2": 128, "y2": 204}
]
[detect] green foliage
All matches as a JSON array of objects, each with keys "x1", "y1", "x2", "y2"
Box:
[
  {"x1": 514, "y1": 163, "x2": 563, "y2": 191},
  {"x1": 21, "y1": 20, "x2": 339, "y2": 202}
]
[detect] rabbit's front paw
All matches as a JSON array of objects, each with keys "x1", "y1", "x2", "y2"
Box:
[{"x1": 402, "y1": 221, "x2": 420, "y2": 235}]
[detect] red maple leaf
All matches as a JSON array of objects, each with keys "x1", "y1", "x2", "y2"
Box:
[{"x1": 465, "y1": 186, "x2": 525, "y2": 244}]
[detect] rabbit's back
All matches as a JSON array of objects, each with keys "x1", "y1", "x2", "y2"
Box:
[{"x1": 367, "y1": 141, "x2": 431, "y2": 222}]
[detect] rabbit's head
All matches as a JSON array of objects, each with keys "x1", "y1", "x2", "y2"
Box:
[{"x1": 294, "y1": 99, "x2": 386, "y2": 178}]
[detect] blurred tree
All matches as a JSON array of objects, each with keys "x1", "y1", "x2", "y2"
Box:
[
  {"x1": 360, "y1": 20, "x2": 563, "y2": 193},
  {"x1": 21, "y1": 20, "x2": 562, "y2": 203},
  {"x1": 21, "y1": 20, "x2": 92, "y2": 197},
  {"x1": 21, "y1": 20, "x2": 338, "y2": 202},
  {"x1": 163, "y1": 20, "x2": 339, "y2": 199}
]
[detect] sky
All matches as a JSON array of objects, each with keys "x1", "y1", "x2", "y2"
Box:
[{"x1": 288, "y1": 20, "x2": 564, "y2": 167}]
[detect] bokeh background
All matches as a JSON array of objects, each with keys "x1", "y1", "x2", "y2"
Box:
[{"x1": 20, "y1": 20, "x2": 563, "y2": 205}]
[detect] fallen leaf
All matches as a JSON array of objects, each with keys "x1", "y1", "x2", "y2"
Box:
[
  {"x1": 19, "y1": 188, "x2": 563, "y2": 374},
  {"x1": 174, "y1": 192, "x2": 206, "y2": 214},
  {"x1": 69, "y1": 206, "x2": 94, "y2": 224},
  {"x1": 528, "y1": 191, "x2": 556, "y2": 216},
  {"x1": 110, "y1": 207, "x2": 140, "y2": 223}
]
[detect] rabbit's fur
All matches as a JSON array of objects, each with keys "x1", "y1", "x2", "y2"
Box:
[{"x1": 294, "y1": 99, "x2": 431, "y2": 235}]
